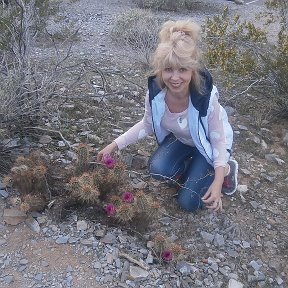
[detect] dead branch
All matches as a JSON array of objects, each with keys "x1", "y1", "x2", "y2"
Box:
[{"x1": 23, "y1": 126, "x2": 71, "y2": 149}]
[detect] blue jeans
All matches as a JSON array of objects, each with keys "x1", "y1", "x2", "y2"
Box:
[{"x1": 149, "y1": 134, "x2": 214, "y2": 212}]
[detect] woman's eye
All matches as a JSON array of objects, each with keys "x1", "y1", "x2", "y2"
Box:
[
  {"x1": 164, "y1": 67, "x2": 172, "y2": 72},
  {"x1": 179, "y1": 68, "x2": 187, "y2": 72}
]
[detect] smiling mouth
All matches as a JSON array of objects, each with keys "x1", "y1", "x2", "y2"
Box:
[{"x1": 170, "y1": 83, "x2": 181, "y2": 88}]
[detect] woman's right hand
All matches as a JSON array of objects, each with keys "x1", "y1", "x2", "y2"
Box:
[{"x1": 97, "y1": 142, "x2": 118, "y2": 162}]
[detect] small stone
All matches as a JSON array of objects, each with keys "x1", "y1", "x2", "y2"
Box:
[
  {"x1": 19, "y1": 259, "x2": 29, "y2": 265},
  {"x1": 224, "y1": 106, "x2": 235, "y2": 116},
  {"x1": 240, "y1": 168, "x2": 251, "y2": 175},
  {"x1": 283, "y1": 132, "x2": 288, "y2": 146},
  {"x1": 129, "y1": 266, "x2": 149, "y2": 279},
  {"x1": 101, "y1": 233, "x2": 116, "y2": 244},
  {"x1": 227, "y1": 248, "x2": 238, "y2": 258},
  {"x1": 4, "y1": 275, "x2": 14, "y2": 284},
  {"x1": 77, "y1": 220, "x2": 88, "y2": 231},
  {"x1": 39, "y1": 135, "x2": 53, "y2": 144},
  {"x1": 200, "y1": 231, "x2": 214, "y2": 243},
  {"x1": 241, "y1": 241, "x2": 251, "y2": 248},
  {"x1": 0, "y1": 238, "x2": 7, "y2": 245},
  {"x1": 228, "y1": 279, "x2": 244, "y2": 288},
  {"x1": 176, "y1": 261, "x2": 192, "y2": 275},
  {"x1": 214, "y1": 233, "x2": 225, "y2": 247},
  {"x1": 41, "y1": 260, "x2": 49, "y2": 267},
  {"x1": 34, "y1": 272, "x2": 43, "y2": 281},
  {"x1": 93, "y1": 262, "x2": 102, "y2": 269},
  {"x1": 0, "y1": 189, "x2": 9, "y2": 198},
  {"x1": 56, "y1": 236, "x2": 70, "y2": 244},
  {"x1": 94, "y1": 229, "x2": 106, "y2": 237},
  {"x1": 25, "y1": 217, "x2": 40, "y2": 233},
  {"x1": 145, "y1": 252, "x2": 154, "y2": 264},
  {"x1": 250, "y1": 201, "x2": 259, "y2": 209},
  {"x1": 276, "y1": 276, "x2": 284, "y2": 285},
  {"x1": 249, "y1": 260, "x2": 262, "y2": 271},
  {"x1": 210, "y1": 262, "x2": 218, "y2": 272},
  {"x1": 58, "y1": 141, "x2": 66, "y2": 147},
  {"x1": 237, "y1": 185, "x2": 248, "y2": 193},
  {"x1": 238, "y1": 125, "x2": 248, "y2": 130}
]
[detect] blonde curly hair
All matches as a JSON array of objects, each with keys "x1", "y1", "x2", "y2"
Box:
[{"x1": 151, "y1": 20, "x2": 204, "y2": 93}]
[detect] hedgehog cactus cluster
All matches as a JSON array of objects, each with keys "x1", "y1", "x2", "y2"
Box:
[
  {"x1": 69, "y1": 172, "x2": 100, "y2": 204},
  {"x1": 75, "y1": 143, "x2": 89, "y2": 175},
  {"x1": 104, "y1": 190, "x2": 160, "y2": 224}
]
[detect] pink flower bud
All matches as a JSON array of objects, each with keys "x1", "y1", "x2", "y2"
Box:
[
  {"x1": 122, "y1": 191, "x2": 134, "y2": 203},
  {"x1": 104, "y1": 203, "x2": 116, "y2": 216},
  {"x1": 162, "y1": 249, "x2": 173, "y2": 262},
  {"x1": 102, "y1": 154, "x2": 116, "y2": 169}
]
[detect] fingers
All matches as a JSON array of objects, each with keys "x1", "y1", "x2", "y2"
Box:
[
  {"x1": 206, "y1": 198, "x2": 223, "y2": 211},
  {"x1": 202, "y1": 191, "x2": 223, "y2": 212},
  {"x1": 96, "y1": 152, "x2": 103, "y2": 162}
]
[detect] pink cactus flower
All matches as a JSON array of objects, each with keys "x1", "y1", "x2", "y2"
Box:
[
  {"x1": 104, "y1": 203, "x2": 116, "y2": 216},
  {"x1": 102, "y1": 154, "x2": 116, "y2": 169},
  {"x1": 122, "y1": 191, "x2": 134, "y2": 203},
  {"x1": 162, "y1": 249, "x2": 173, "y2": 262}
]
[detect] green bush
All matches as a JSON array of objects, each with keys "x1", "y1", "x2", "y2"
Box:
[
  {"x1": 111, "y1": 9, "x2": 163, "y2": 64},
  {"x1": 203, "y1": 4, "x2": 288, "y2": 121}
]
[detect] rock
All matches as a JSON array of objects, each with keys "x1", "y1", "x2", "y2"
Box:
[
  {"x1": 34, "y1": 272, "x2": 43, "y2": 281},
  {"x1": 176, "y1": 261, "x2": 192, "y2": 275},
  {"x1": 4, "y1": 275, "x2": 14, "y2": 284},
  {"x1": 25, "y1": 217, "x2": 41, "y2": 233},
  {"x1": 249, "y1": 260, "x2": 262, "y2": 271},
  {"x1": 129, "y1": 266, "x2": 149, "y2": 279},
  {"x1": 66, "y1": 150, "x2": 77, "y2": 161},
  {"x1": 58, "y1": 140, "x2": 66, "y2": 147},
  {"x1": 39, "y1": 135, "x2": 53, "y2": 144},
  {"x1": 200, "y1": 231, "x2": 214, "y2": 243},
  {"x1": 77, "y1": 220, "x2": 88, "y2": 231},
  {"x1": 0, "y1": 189, "x2": 9, "y2": 198},
  {"x1": 228, "y1": 279, "x2": 244, "y2": 288},
  {"x1": 56, "y1": 236, "x2": 70, "y2": 244},
  {"x1": 100, "y1": 233, "x2": 116, "y2": 244},
  {"x1": 3, "y1": 208, "x2": 27, "y2": 225},
  {"x1": 214, "y1": 233, "x2": 225, "y2": 247},
  {"x1": 19, "y1": 259, "x2": 29, "y2": 265},
  {"x1": 241, "y1": 241, "x2": 251, "y2": 248},
  {"x1": 237, "y1": 185, "x2": 248, "y2": 193},
  {"x1": 250, "y1": 201, "x2": 259, "y2": 209},
  {"x1": 237, "y1": 125, "x2": 248, "y2": 131},
  {"x1": 283, "y1": 132, "x2": 288, "y2": 146},
  {"x1": 145, "y1": 252, "x2": 154, "y2": 264},
  {"x1": 224, "y1": 106, "x2": 235, "y2": 116},
  {"x1": 0, "y1": 238, "x2": 7, "y2": 246},
  {"x1": 240, "y1": 168, "x2": 251, "y2": 175},
  {"x1": 276, "y1": 276, "x2": 284, "y2": 285}
]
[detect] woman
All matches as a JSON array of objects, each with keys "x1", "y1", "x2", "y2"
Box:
[{"x1": 97, "y1": 20, "x2": 238, "y2": 212}]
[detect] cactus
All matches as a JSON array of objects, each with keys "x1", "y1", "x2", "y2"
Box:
[
  {"x1": 116, "y1": 203, "x2": 135, "y2": 223},
  {"x1": 69, "y1": 172, "x2": 100, "y2": 204},
  {"x1": 135, "y1": 190, "x2": 151, "y2": 212},
  {"x1": 20, "y1": 194, "x2": 47, "y2": 212},
  {"x1": 75, "y1": 143, "x2": 89, "y2": 175}
]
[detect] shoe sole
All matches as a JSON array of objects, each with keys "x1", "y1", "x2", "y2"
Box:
[{"x1": 223, "y1": 159, "x2": 238, "y2": 196}]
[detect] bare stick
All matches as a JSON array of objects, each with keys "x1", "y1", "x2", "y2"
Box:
[
  {"x1": 119, "y1": 252, "x2": 150, "y2": 271},
  {"x1": 24, "y1": 126, "x2": 71, "y2": 149}
]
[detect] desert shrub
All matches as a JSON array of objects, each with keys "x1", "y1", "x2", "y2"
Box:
[
  {"x1": 133, "y1": 0, "x2": 199, "y2": 11},
  {"x1": 203, "y1": 4, "x2": 288, "y2": 122},
  {"x1": 133, "y1": 0, "x2": 186, "y2": 11},
  {"x1": 111, "y1": 9, "x2": 163, "y2": 64},
  {"x1": 0, "y1": 0, "x2": 70, "y2": 132}
]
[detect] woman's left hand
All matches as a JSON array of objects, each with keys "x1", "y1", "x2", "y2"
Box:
[{"x1": 201, "y1": 181, "x2": 223, "y2": 211}]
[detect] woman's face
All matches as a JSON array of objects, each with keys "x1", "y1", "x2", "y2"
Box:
[{"x1": 161, "y1": 67, "x2": 192, "y2": 97}]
